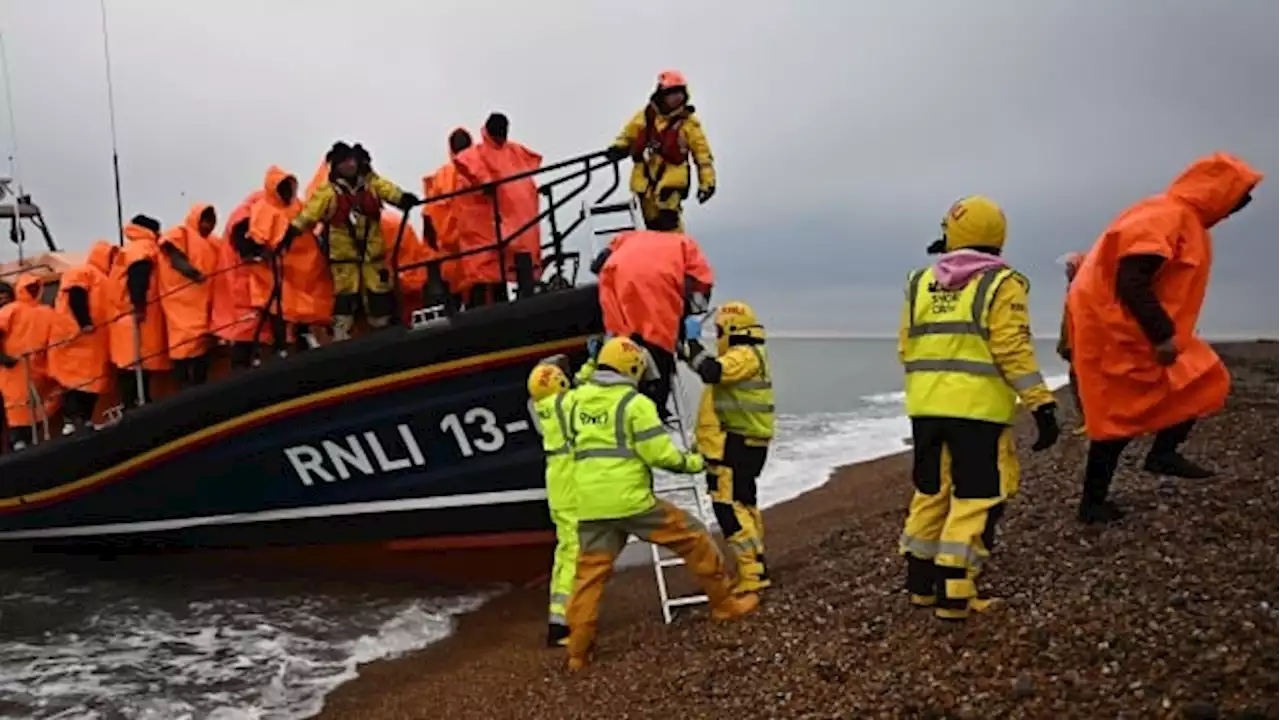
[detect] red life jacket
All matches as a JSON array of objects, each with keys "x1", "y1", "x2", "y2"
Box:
[
  {"x1": 630, "y1": 105, "x2": 690, "y2": 166},
  {"x1": 330, "y1": 179, "x2": 382, "y2": 231}
]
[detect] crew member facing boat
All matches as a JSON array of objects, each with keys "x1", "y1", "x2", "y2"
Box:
[
  {"x1": 683, "y1": 300, "x2": 776, "y2": 594},
  {"x1": 48, "y1": 241, "x2": 118, "y2": 434},
  {"x1": 286, "y1": 142, "x2": 419, "y2": 340},
  {"x1": 158, "y1": 203, "x2": 219, "y2": 389},
  {"x1": 607, "y1": 70, "x2": 716, "y2": 232},
  {"x1": 564, "y1": 337, "x2": 757, "y2": 671},
  {"x1": 528, "y1": 354, "x2": 579, "y2": 648}
]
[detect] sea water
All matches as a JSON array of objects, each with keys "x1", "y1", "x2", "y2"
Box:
[{"x1": 0, "y1": 337, "x2": 1068, "y2": 719}]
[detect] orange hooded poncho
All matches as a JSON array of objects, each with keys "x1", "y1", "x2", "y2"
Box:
[
  {"x1": 420, "y1": 129, "x2": 472, "y2": 293},
  {"x1": 0, "y1": 273, "x2": 61, "y2": 426},
  {"x1": 212, "y1": 190, "x2": 267, "y2": 343},
  {"x1": 598, "y1": 229, "x2": 714, "y2": 353},
  {"x1": 108, "y1": 222, "x2": 171, "y2": 371},
  {"x1": 158, "y1": 203, "x2": 220, "y2": 359},
  {"x1": 249, "y1": 165, "x2": 333, "y2": 325},
  {"x1": 1067, "y1": 152, "x2": 1263, "y2": 441},
  {"x1": 48, "y1": 241, "x2": 118, "y2": 395},
  {"x1": 450, "y1": 127, "x2": 543, "y2": 297}
]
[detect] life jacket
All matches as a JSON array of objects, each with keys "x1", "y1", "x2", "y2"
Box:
[
  {"x1": 630, "y1": 105, "x2": 690, "y2": 166},
  {"x1": 330, "y1": 178, "x2": 383, "y2": 231}
]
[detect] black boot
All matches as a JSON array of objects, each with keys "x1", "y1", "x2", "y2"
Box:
[
  {"x1": 546, "y1": 622, "x2": 570, "y2": 648},
  {"x1": 1143, "y1": 452, "x2": 1214, "y2": 479}
]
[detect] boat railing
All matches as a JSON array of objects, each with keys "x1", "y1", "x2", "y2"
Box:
[{"x1": 1, "y1": 148, "x2": 626, "y2": 449}]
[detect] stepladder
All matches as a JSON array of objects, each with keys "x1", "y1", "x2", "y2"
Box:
[{"x1": 585, "y1": 195, "x2": 642, "y2": 263}]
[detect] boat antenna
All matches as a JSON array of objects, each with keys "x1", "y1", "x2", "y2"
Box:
[
  {"x1": 0, "y1": 30, "x2": 25, "y2": 263},
  {"x1": 98, "y1": 0, "x2": 126, "y2": 248}
]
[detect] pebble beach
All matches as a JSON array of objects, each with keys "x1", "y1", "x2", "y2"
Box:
[{"x1": 317, "y1": 340, "x2": 1278, "y2": 720}]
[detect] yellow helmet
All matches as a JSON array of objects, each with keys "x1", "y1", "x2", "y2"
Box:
[
  {"x1": 597, "y1": 336, "x2": 648, "y2": 384},
  {"x1": 941, "y1": 195, "x2": 1007, "y2": 252},
  {"x1": 715, "y1": 301, "x2": 766, "y2": 351},
  {"x1": 527, "y1": 358, "x2": 570, "y2": 401}
]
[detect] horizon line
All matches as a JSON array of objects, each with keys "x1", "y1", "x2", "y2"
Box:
[{"x1": 769, "y1": 331, "x2": 1279, "y2": 342}]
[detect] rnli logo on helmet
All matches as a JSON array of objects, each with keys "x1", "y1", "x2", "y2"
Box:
[
  {"x1": 721, "y1": 305, "x2": 747, "y2": 316},
  {"x1": 948, "y1": 201, "x2": 968, "y2": 222},
  {"x1": 535, "y1": 366, "x2": 557, "y2": 386}
]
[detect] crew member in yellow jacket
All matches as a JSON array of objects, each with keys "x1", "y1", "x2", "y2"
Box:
[
  {"x1": 564, "y1": 337, "x2": 757, "y2": 671},
  {"x1": 285, "y1": 142, "x2": 419, "y2": 339},
  {"x1": 681, "y1": 301, "x2": 775, "y2": 594},
  {"x1": 605, "y1": 70, "x2": 716, "y2": 232},
  {"x1": 898, "y1": 195, "x2": 1060, "y2": 621},
  {"x1": 528, "y1": 354, "x2": 579, "y2": 648}
]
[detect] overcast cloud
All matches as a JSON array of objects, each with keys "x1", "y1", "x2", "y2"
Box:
[{"x1": 2, "y1": 0, "x2": 1276, "y2": 336}]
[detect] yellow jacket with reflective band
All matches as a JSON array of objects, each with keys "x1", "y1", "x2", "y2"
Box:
[
  {"x1": 534, "y1": 391, "x2": 577, "y2": 514},
  {"x1": 898, "y1": 265, "x2": 1054, "y2": 423},
  {"x1": 693, "y1": 344, "x2": 775, "y2": 460},
  {"x1": 291, "y1": 173, "x2": 404, "y2": 263},
  {"x1": 611, "y1": 104, "x2": 716, "y2": 199},
  {"x1": 569, "y1": 371, "x2": 704, "y2": 521}
]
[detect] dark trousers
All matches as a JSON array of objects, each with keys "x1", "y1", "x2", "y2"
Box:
[
  {"x1": 118, "y1": 369, "x2": 154, "y2": 409},
  {"x1": 63, "y1": 389, "x2": 99, "y2": 426},
  {"x1": 635, "y1": 337, "x2": 676, "y2": 421},
  {"x1": 172, "y1": 354, "x2": 210, "y2": 390},
  {"x1": 1082, "y1": 419, "x2": 1195, "y2": 505},
  {"x1": 230, "y1": 342, "x2": 256, "y2": 370}
]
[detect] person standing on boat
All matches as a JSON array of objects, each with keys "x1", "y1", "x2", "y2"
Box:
[
  {"x1": 0, "y1": 274, "x2": 59, "y2": 450},
  {"x1": 48, "y1": 241, "x2": 118, "y2": 434},
  {"x1": 605, "y1": 70, "x2": 716, "y2": 232},
  {"x1": 527, "y1": 354, "x2": 579, "y2": 648},
  {"x1": 681, "y1": 300, "x2": 775, "y2": 595},
  {"x1": 591, "y1": 211, "x2": 715, "y2": 421},
  {"x1": 108, "y1": 215, "x2": 171, "y2": 409},
  {"x1": 898, "y1": 195, "x2": 1059, "y2": 622},
  {"x1": 285, "y1": 142, "x2": 418, "y2": 340},
  {"x1": 1068, "y1": 152, "x2": 1262, "y2": 525},
  {"x1": 420, "y1": 127, "x2": 475, "y2": 313},
  {"x1": 158, "y1": 204, "x2": 219, "y2": 389},
  {"x1": 563, "y1": 336, "x2": 757, "y2": 671}
]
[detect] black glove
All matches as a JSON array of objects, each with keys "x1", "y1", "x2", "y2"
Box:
[
  {"x1": 1031, "y1": 403, "x2": 1060, "y2": 451},
  {"x1": 278, "y1": 225, "x2": 301, "y2": 254},
  {"x1": 604, "y1": 145, "x2": 629, "y2": 162},
  {"x1": 0, "y1": 354, "x2": 16, "y2": 369},
  {"x1": 680, "y1": 337, "x2": 708, "y2": 363},
  {"x1": 397, "y1": 192, "x2": 421, "y2": 211},
  {"x1": 696, "y1": 186, "x2": 716, "y2": 204},
  {"x1": 589, "y1": 248, "x2": 612, "y2": 275},
  {"x1": 926, "y1": 238, "x2": 947, "y2": 255}
]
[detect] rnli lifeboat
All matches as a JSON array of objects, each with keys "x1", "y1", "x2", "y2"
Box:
[{"x1": 0, "y1": 150, "x2": 626, "y2": 583}]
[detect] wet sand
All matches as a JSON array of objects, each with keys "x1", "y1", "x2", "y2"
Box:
[{"x1": 318, "y1": 341, "x2": 1278, "y2": 720}]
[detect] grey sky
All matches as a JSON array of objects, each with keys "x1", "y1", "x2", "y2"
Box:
[{"x1": 2, "y1": 0, "x2": 1276, "y2": 337}]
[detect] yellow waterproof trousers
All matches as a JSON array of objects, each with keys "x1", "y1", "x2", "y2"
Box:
[
  {"x1": 899, "y1": 417, "x2": 1019, "y2": 620},
  {"x1": 566, "y1": 500, "x2": 736, "y2": 665},
  {"x1": 548, "y1": 507, "x2": 579, "y2": 629},
  {"x1": 708, "y1": 434, "x2": 771, "y2": 593},
  {"x1": 638, "y1": 191, "x2": 685, "y2": 232}
]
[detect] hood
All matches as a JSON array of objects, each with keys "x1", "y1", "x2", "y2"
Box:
[
  {"x1": 261, "y1": 165, "x2": 297, "y2": 207},
  {"x1": 124, "y1": 221, "x2": 160, "y2": 245},
  {"x1": 1167, "y1": 152, "x2": 1264, "y2": 228},
  {"x1": 86, "y1": 240, "x2": 118, "y2": 275},
  {"x1": 14, "y1": 273, "x2": 42, "y2": 305},
  {"x1": 589, "y1": 368, "x2": 637, "y2": 387},
  {"x1": 932, "y1": 249, "x2": 1009, "y2": 290},
  {"x1": 182, "y1": 202, "x2": 215, "y2": 236}
]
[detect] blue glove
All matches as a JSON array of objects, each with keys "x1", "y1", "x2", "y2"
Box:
[
  {"x1": 586, "y1": 334, "x2": 604, "y2": 358},
  {"x1": 682, "y1": 316, "x2": 703, "y2": 341}
]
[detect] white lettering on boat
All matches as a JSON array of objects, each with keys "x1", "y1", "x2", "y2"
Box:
[{"x1": 284, "y1": 423, "x2": 427, "y2": 486}]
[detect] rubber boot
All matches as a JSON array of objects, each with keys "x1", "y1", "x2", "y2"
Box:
[
  {"x1": 332, "y1": 315, "x2": 355, "y2": 342},
  {"x1": 732, "y1": 548, "x2": 772, "y2": 594},
  {"x1": 546, "y1": 623, "x2": 569, "y2": 648},
  {"x1": 710, "y1": 592, "x2": 760, "y2": 621}
]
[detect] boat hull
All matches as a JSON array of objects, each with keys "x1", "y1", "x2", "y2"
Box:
[{"x1": 0, "y1": 285, "x2": 603, "y2": 580}]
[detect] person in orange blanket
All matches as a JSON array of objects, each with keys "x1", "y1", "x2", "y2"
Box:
[
  {"x1": 159, "y1": 203, "x2": 219, "y2": 389},
  {"x1": 108, "y1": 215, "x2": 171, "y2": 410},
  {"x1": 421, "y1": 127, "x2": 474, "y2": 313},
  {"x1": 378, "y1": 209, "x2": 427, "y2": 323},
  {"x1": 1068, "y1": 152, "x2": 1263, "y2": 524},
  {"x1": 452, "y1": 114, "x2": 543, "y2": 308},
  {"x1": 214, "y1": 191, "x2": 268, "y2": 369},
  {"x1": 590, "y1": 209, "x2": 715, "y2": 421},
  {"x1": 246, "y1": 166, "x2": 332, "y2": 355},
  {"x1": 0, "y1": 273, "x2": 59, "y2": 450},
  {"x1": 48, "y1": 241, "x2": 118, "y2": 434}
]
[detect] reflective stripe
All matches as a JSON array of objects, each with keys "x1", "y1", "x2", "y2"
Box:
[
  {"x1": 550, "y1": 592, "x2": 569, "y2": 607},
  {"x1": 902, "y1": 358, "x2": 1002, "y2": 376},
  {"x1": 713, "y1": 400, "x2": 775, "y2": 413},
  {"x1": 573, "y1": 389, "x2": 639, "y2": 461},
  {"x1": 634, "y1": 425, "x2": 667, "y2": 441},
  {"x1": 936, "y1": 540, "x2": 987, "y2": 570},
  {"x1": 900, "y1": 533, "x2": 939, "y2": 559},
  {"x1": 549, "y1": 613, "x2": 567, "y2": 625},
  {"x1": 906, "y1": 320, "x2": 988, "y2": 339},
  {"x1": 734, "y1": 379, "x2": 772, "y2": 390},
  {"x1": 545, "y1": 446, "x2": 571, "y2": 456},
  {"x1": 1009, "y1": 371, "x2": 1045, "y2": 391},
  {"x1": 544, "y1": 393, "x2": 573, "y2": 456}
]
